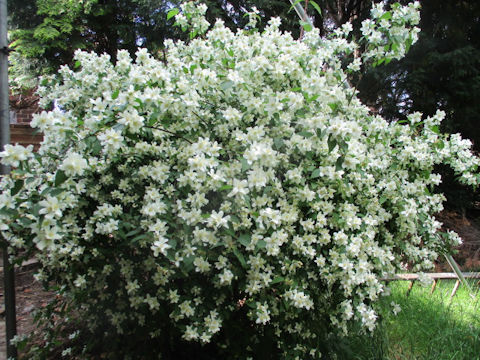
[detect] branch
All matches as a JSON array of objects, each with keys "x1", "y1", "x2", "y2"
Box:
[{"x1": 146, "y1": 126, "x2": 193, "y2": 144}]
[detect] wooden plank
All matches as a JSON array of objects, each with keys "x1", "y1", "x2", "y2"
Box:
[
  {"x1": 382, "y1": 272, "x2": 480, "y2": 281},
  {"x1": 450, "y1": 280, "x2": 460, "y2": 298},
  {"x1": 406, "y1": 281, "x2": 415, "y2": 297}
]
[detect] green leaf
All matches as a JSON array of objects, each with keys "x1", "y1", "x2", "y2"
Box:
[
  {"x1": 132, "y1": 233, "x2": 149, "y2": 243},
  {"x1": 168, "y1": 238, "x2": 177, "y2": 249},
  {"x1": 273, "y1": 137, "x2": 285, "y2": 150},
  {"x1": 309, "y1": 0, "x2": 322, "y2": 15},
  {"x1": 435, "y1": 140, "x2": 445, "y2": 150},
  {"x1": 298, "y1": 131, "x2": 313, "y2": 138},
  {"x1": 311, "y1": 168, "x2": 321, "y2": 179},
  {"x1": 224, "y1": 228, "x2": 236, "y2": 237},
  {"x1": 111, "y1": 89, "x2": 120, "y2": 100},
  {"x1": 379, "y1": 11, "x2": 392, "y2": 21},
  {"x1": 74, "y1": 60, "x2": 81, "y2": 69},
  {"x1": 167, "y1": 8, "x2": 179, "y2": 20},
  {"x1": 219, "y1": 184, "x2": 233, "y2": 191},
  {"x1": 54, "y1": 170, "x2": 67, "y2": 187},
  {"x1": 11, "y1": 179, "x2": 24, "y2": 196},
  {"x1": 430, "y1": 125, "x2": 440, "y2": 134},
  {"x1": 288, "y1": 0, "x2": 304, "y2": 13},
  {"x1": 126, "y1": 228, "x2": 142, "y2": 237},
  {"x1": 328, "y1": 137, "x2": 337, "y2": 152},
  {"x1": 271, "y1": 276, "x2": 285, "y2": 285},
  {"x1": 339, "y1": 140, "x2": 348, "y2": 152},
  {"x1": 86, "y1": 136, "x2": 102, "y2": 156},
  {"x1": 238, "y1": 234, "x2": 251, "y2": 247},
  {"x1": 230, "y1": 215, "x2": 241, "y2": 223},
  {"x1": 17, "y1": 217, "x2": 32, "y2": 227},
  {"x1": 48, "y1": 188, "x2": 64, "y2": 197},
  {"x1": 0, "y1": 208, "x2": 15, "y2": 217},
  {"x1": 246, "y1": 300, "x2": 257, "y2": 309},
  {"x1": 220, "y1": 80, "x2": 234, "y2": 91},
  {"x1": 300, "y1": 20, "x2": 313, "y2": 32},
  {"x1": 256, "y1": 239, "x2": 266, "y2": 249},
  {"x1": 335, "y1": 157, "x2": 344, "y2": 171},
  {"x1": 233, "y1": 248, "x2": 247, "y2": 268},
  {"x1": 328, "y1": 103, "x2": 338, "y2": 112},
  {"x1": 181, "y1": 255, "x2": 195, "y2": 272},
  {"x1": 241, "y1": 158, "x2": 250, "y2": 172}
]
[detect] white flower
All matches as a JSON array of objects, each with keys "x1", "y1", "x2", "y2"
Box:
[
  {"x1": 60, "y1": 152, "x2": 88, "y2": 176},
  {"x1": 151, "y1": 237, "x2": 171, "y2": 257},
  {"x1": 206, "y1": 210, "x2": 230, "y2": 229},
  {"x1": 0, "y1": 144, "x2": 33, "y2": 167},
  {"x1": 255, "y1": 302, "x2": 271, "y2": 324},
  {"x1": 118, "y1": 109, "x2": 144, "y2": 133},
  {"x1": 391, "y1": 302, "x2": 401, "y2": 315},
  {"x1": 74, "y1": 275, "x2": 87, "y2": 288},
  {"x1": 179, "y1": 301, "x2": 195, "y2": 317},
  {"x1": 98, "y1": 129, "x2": 124, "y2": 152},
  {"x1": 227, "y1": 179, "x2": 249, "y2": 197},
  {"x1": 39, "y1": 196, "x2": 64, "y2": 218},
  {"x1": 219, "y1": 269, "x2": 234, "y2": 285}
]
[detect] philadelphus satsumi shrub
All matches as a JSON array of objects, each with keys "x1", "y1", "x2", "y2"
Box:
[{"x1": 1, "y1": 1, "x2": 479, "y2": 358}]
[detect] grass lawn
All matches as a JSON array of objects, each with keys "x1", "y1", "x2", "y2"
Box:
[{"x1": 346, "y1": 280, "x2": 480, "y2": 360}]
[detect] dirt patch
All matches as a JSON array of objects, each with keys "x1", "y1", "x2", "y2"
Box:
[{"x1": 436, "y1": 210, "x2": 480, "y2": 271}]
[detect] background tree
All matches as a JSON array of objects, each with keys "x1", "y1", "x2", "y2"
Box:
[{"x1": 7, "y1": 0, "x2": 366, "y2": 84}]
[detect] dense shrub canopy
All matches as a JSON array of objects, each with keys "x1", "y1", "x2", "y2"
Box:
[{"x1": 1, "y1": 2, "x2": 479, "y2": 359}]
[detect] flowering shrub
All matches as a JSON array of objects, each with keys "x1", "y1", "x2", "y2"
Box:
[{"x1": 1, "y1": 2, "x2": 479, "y2": 358}]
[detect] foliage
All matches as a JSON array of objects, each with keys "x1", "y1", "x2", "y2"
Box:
[
  {"x1": 7, "y1": 0, "x2": 180, "y2": 90},
  {"x1": 6, "y1": 0, "x2": 373, "y2": 91},
  {"x1": 357, "y1": 0, "x2": 480, "y2": 211},
  {"x1": 1, "y1": 2, "x2": 479, "y2": 358}
]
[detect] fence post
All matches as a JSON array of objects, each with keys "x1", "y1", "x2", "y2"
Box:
[{"x1": 1, "y1": 0, "x2": 18, "y2": 357}]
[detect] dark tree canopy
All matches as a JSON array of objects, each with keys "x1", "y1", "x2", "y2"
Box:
[{"x1": 7, "y1": 0, "x2": 370, "y2": 77}]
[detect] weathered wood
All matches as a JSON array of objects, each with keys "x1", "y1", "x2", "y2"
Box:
[
  {"x1": 430, "y1": 279, "x2": 437, "y2": 294},
  {"x1": 450, "y1": 280, "x2": 461, "y2": 298},
  {"x1": 382, "y1": 272, "x2": 480, "y2": 281},
  {"x1": 406, "y1": 281, "x2": 415, "y2": 297}
]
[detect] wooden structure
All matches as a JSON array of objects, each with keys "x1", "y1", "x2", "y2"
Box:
[{"x1": 383, "y1": 272, "x2": 480, "y2": 298}]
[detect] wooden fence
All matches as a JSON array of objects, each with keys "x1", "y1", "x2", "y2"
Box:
[{"x1": 384, "y1": 272, "x2": 480, "y2": 297}]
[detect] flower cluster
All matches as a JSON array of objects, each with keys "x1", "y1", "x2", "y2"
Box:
[{"x1": 1, "y1": 2, "x2": 478, "y2": 359}]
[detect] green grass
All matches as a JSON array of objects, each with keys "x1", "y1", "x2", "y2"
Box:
[{"x1": 345, "y1": 280, "x2": 480, "y2": 360}]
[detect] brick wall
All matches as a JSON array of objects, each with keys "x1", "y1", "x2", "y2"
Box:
[
  {"x1": 9, "y1": 92, "x2": 43, "y2": 149},
  {"x1": 10, "y1": 124, "x2": 43, "y2": 150}
]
